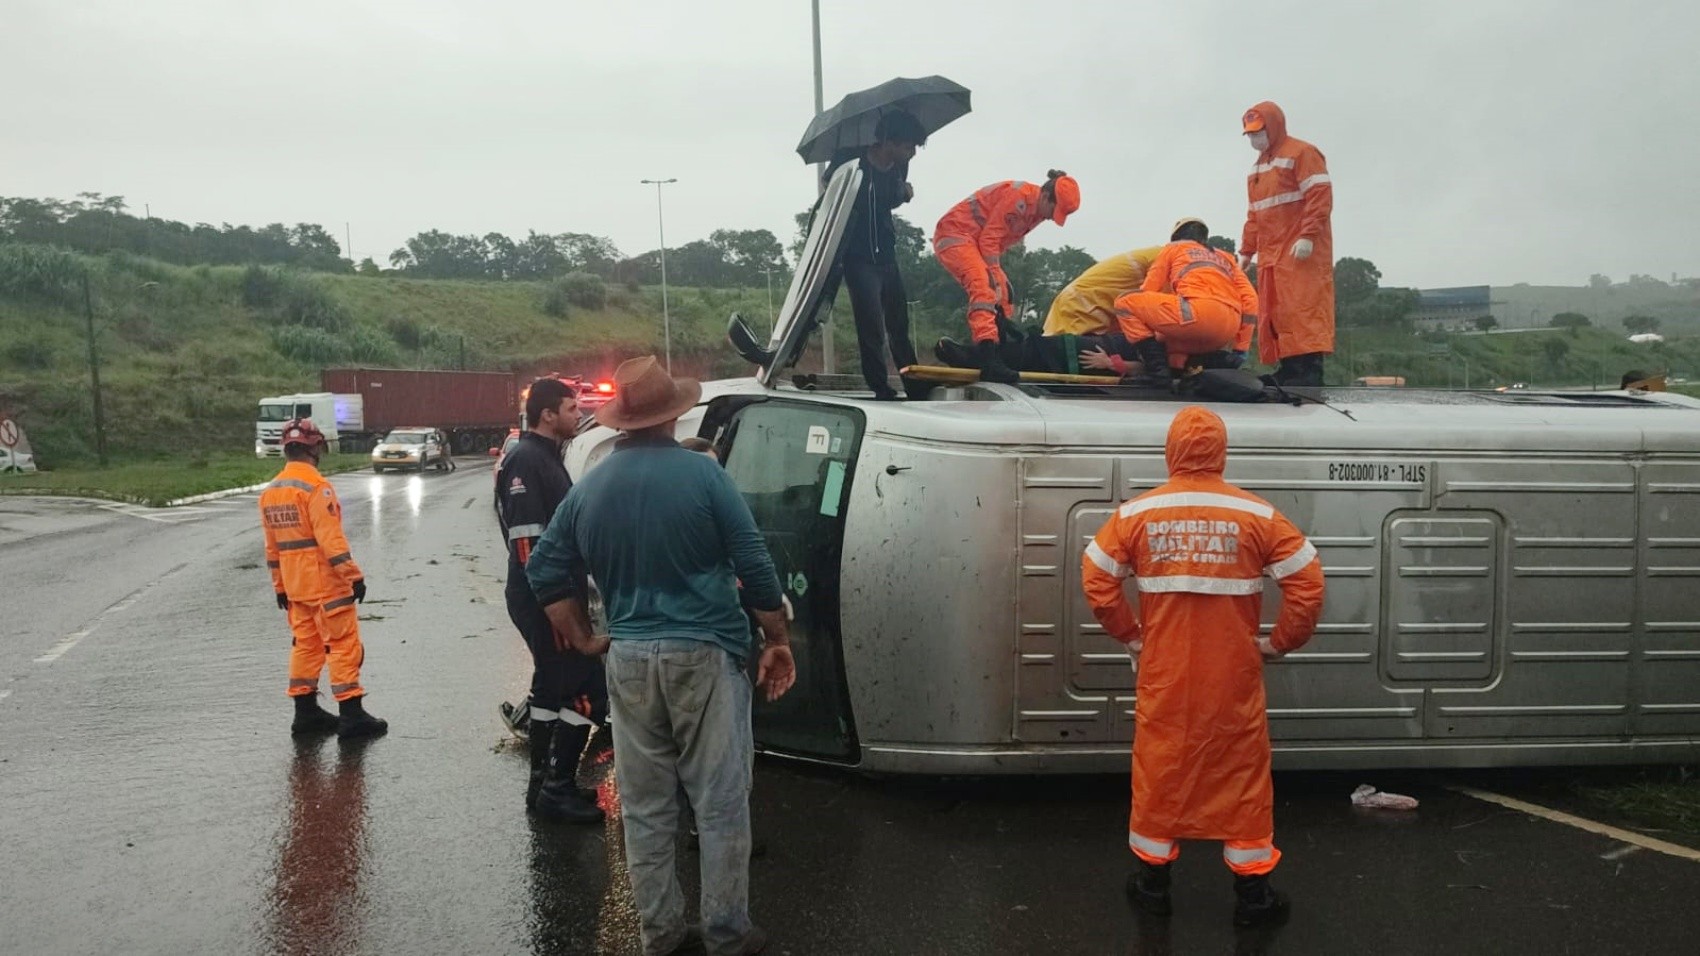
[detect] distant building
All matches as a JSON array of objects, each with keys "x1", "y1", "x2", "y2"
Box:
[{"x1": 1410, "y1": 285, "x2": 1494, "y2": 330}]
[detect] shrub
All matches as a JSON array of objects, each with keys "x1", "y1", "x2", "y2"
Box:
[
  {"x1": 5, "y1": 335, "x2": 57, "y2": 369},
  {"x1": 277, "y1": 276, "x2": 350, "y2": 331},
  {"x1": 0, "y1": 243, "x2": 84, "y2": 304},
  {"x1": 270, "y1": 326, "x2": 347, "y2": 365},
  {"x1": 241, "y1": 264, "x2": 283, "y2": 308},
  {"x1": 560, "y1": 271, "x2": 607, "y2": 310},
  {"x1": 540, "y1": 282, "x2": 572, "y2": 319}
]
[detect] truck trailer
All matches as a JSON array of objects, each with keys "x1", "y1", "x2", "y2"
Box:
[{"x1": 256, "y1": 368, "x2": 521, "y2": 457}]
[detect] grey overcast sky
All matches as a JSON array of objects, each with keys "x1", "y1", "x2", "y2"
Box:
[{"x1": 2, "y1": 0, "x2": 1695, "y2": 289}]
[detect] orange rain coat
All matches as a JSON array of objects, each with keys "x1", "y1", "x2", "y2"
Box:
[
  {"x1": 1082, "y1": 407, "x2": 1325, "y2": 874},
  {"x1": 933, "y1": 181, "x2": 1050, "y2": 343},
  {"x1": 260, "y1": 460, "x2": 367, "y2": 701},
  {"x1": 1241, "y1": 101, "x2": 1334, "y2": 364},
  {"x1": 1113, "y1": 241, "x2": 1259, "y2": 366},
  {"x1": 1043, "y1": 246, "x2": 1163, "y2": 336}
]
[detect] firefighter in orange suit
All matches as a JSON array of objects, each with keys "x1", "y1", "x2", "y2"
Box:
[
  {"x1": 260, "y1": 419, "x2": 387, "y2": 739},
  {"x1": 932, "y1": 170, "x2": 1080, "y2": 383},
  {"x1": 1103, "y1": 218, "x2": 1258, "y2": 385},
  {"x1": 1081, "y1": 406, "x2": 1324, "y2": 928},
  {"x1": 1240, "y1": 101, "x2": 1333, "y2": 387}
]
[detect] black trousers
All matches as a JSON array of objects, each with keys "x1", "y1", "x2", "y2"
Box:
[
  {"x1": 843, "y1": 260, "x2": 918, "y2": 396},
  {"x1": 505, "y1": 580, "x2": 607, "y2": 724},
  {"x1": 1273, "y1": 353, "x2": 1326, "y2": 387}
]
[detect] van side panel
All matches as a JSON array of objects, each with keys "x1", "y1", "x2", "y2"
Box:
[
  {"x1": 1637, "y1": 461, "x2": 1700, "y2": 735},
  {"x1": 839, "y1": 437, "x2": 1022, "y2": 751}
]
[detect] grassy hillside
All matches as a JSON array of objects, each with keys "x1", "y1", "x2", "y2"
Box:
[
  {"x1": 1334, "y1": 324, "x2": 1700, "y2": 389},
  {"x1": 1493, "y1": 282, "x2": 1700, "y2": 331},
  {"x1": 0, "y1": 244, "x2": 780, "y2": 466},
  {"x1": 8, "y1": 241, "x2": 1695, "y2": 468}
]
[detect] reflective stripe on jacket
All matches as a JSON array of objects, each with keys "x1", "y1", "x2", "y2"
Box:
[{"x1": 260, "y1": 461, "x2": 362, "y2": 606}]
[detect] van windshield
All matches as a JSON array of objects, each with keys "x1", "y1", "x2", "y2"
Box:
[
  {"x1": 384, "y1": 433, "x2": 427, "y2": 445},
  {"x1": 258, "y1": 404, "x2": 294, "y2": 422}
]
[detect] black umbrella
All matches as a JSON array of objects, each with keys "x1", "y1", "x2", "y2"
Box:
[{"x1": 795, "y1": 75, "x2": 972, "y2": 165}]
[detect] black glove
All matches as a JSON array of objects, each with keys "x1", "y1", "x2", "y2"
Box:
[
  {"x1": 275, "y1": 592, "x2": 289, "y2": 611},
  {"x1": 352, "y1": 579, "x2": 367, "y2": 604}
]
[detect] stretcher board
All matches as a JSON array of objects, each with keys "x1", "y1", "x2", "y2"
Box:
[
  {"x1": 758, "y1": 162, "x2": 864, "y2": 386},
  {"x1": 900, "y1": 365, "x2": 1121, "y2": 386}
]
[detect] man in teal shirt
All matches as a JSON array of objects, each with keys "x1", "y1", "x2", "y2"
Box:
[{"x1": 528, "y1": 356, "x2": 795, "y2": 956}]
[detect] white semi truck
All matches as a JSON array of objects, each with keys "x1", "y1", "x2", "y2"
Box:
[{"x1": 254, "y1": 392, "x2": 364, "y2": 457}]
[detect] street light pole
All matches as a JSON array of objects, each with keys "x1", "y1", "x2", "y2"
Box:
[
  {"x1": 759, "y1": 266, "x2": 776, "y2": 337},
  {"x1": 810, "y1": 0, "x2": 834, "y2": 373},
  {"x1": 640, "y1": 178, "x2": 678, "y2": 372},
  {"x1": 82, "y1": 273, "x2": 108, "y2": 467}
]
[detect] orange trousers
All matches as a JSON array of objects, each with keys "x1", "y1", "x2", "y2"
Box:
[
  {"x1": 1129, "y1": 829, "x2": 1282, "y2": 876},
  {"x1": 1114, "y1": 292, "x2": 1242, "y2": 369},
  {"x1": 935, "y1": 241, "x2": 1012, "y2": 343},
  {"x1": 286, "y1": 599, "x2": 365, "y2": 701}
]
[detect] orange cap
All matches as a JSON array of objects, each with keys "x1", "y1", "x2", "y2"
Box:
[
  {"x1": 1241, "y1": 109, "x2": 1266, "y2": 133},
  {"x1": 1051, "y1": 175, "x2": 1080, "y2": 225}
]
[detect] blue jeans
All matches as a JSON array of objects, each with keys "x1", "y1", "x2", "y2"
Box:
[{"x1": 607, "y1": 639, "x2": 755, "y2": 956}]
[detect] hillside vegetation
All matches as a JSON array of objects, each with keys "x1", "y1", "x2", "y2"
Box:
[
  {"x1": 0, "y1": 243, "x2": 777, "y2": 466},
  {"x1": 6, "y1": 240, "x2": 1699, "y2": 468}
]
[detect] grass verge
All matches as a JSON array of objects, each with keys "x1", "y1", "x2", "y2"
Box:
[
  {"x1": 1575, "y1": 767, "x2": 1700, "y2": 837},
  {"x1": 0, "y1": 452, "x2": 370, "y2": 506}
]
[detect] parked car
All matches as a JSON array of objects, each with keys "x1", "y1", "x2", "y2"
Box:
[{"x1": 371, "y1": 427, "x2": 454, "y2": 473}]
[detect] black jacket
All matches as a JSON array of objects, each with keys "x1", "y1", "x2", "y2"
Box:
[
  {"x1": 827, "y1": 151, "x2": 910, "y2": 266},
  {"x1": 495, "y1": 431, "x2": 573, "y2": 589}
]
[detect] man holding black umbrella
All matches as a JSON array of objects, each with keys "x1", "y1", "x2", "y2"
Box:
[{"x1": 825, "y1": 110, "x2": 928, "y2": 400}]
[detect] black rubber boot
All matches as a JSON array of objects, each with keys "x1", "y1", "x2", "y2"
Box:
[
  {"x1": 526, "y1": 718, "x2": 555, "y2": 811},
  {"x1": 1273, "y1": 353, "x2": 1325, "y2": 387},
  {"x1": 1125, "y1": 860, "x2": 1173, "y2": 917},
  {"x1": 290, "y1": 694, "x2": 340, "y2": 736},
  {"x1": 336, "y1": 695, "x2": 389, "y2": 740},
  {"x1": 1232, "y1": 874, "x2": 1290, "y2": 928},
  {"x1": 1130, "y1": 339, "x2": 1174, "y2": 388},
  {"x1": 934, "y1": 337, "x2": 976, "y2": 369},
  {"x1": 975, "y1": 339, "x2": 1021, "y2": 385},
  {"x1": 535, "y1": 723, "x2": 603, "y2": 824}
]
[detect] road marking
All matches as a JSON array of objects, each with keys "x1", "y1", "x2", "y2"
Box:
[
  {"x1": 97, "y1": 503, "x2": 223, "y2": 524},
  {"x1": 0, "y1": 690, "x2": 11, "y2": 703},
  {"x1": 1451, "y1": 785, "x2": 1700, "y2": 864},
  {"x1": 1602, "y1": 845, "x2": 1644, "y2": 862},
  {"x1": 33, "y1": 564, "x2": 187, "y2": 665}
]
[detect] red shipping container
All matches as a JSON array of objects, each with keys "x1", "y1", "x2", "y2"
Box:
[{"x1": 322, "y1": 367, "x2": 519, "y2": 431}]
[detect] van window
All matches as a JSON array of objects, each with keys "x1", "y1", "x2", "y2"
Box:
[{"x1": 720, "y1": 401, "x2": 863, "y2": 761}]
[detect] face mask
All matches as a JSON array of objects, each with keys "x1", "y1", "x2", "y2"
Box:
[{"x1": 1248, "y1": 131, "x2": 1270, "y2": 152}]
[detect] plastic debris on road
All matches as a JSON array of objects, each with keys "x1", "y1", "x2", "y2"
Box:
[{"x1": 1352, "y1": 784, "x2": 1419, "y2": 810}]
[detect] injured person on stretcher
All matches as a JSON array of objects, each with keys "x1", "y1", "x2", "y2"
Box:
[{"x1": 932, "y1": 217, "x2": 1257, "y2": 388}]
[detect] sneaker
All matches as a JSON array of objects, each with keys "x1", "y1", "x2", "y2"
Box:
[
  {"x1": 1125, "y1": 861, "x2": 1173, "y2": 917},
  {"x1": 1232, "y1": 874, "x2": 1290, "y2": 928}
]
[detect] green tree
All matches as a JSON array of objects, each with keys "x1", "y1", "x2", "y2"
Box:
[
  {"x1": 1473, "y1": 314, "x2": 1498, "y2": 332},
  {"x1": 1623, "y1": 314, "x2": 1660, "y2": 335},
  {"x1": 1588, "y1": 273, "x2": 1611, "y2": 290},
  {"x1": 1207, "y1": 235, "x2": 1236, "y2": 255},
  {"x1": 1335, "y1": 257, "x2": 1381, "y2": 305},
  {"x1": 1551, "y1": 312, "x2": 1592, "y2": 331},
  {"x1": 1542, "y1": 336, "x2": 1570, "y2": 370}
]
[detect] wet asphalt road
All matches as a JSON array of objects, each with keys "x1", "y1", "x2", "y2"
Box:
[{"x1": 2, "y1": 467, "x2": 1698, "y2": 956}]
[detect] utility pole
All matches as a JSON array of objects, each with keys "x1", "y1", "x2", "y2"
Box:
[
  {"x1": 759, "y1": 266, "x2": 777, "y2": 337},
  {"x1": 640, "y1": 178, "x2": 678, "y2": 371},
  {"x1": 811, "y1": 0, "x2": 833, "y2": 373},
  {"x1": 82, "y1": 274, "x2": 108, "y2": 467},
  {"x1": 345, "y1": 222, "x2": 353, "y2": 263}
]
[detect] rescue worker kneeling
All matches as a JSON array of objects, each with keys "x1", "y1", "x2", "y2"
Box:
[
  {"x1": 260, "y1": 419, "x2": 387, "y2": 740},
  {"x1": 1095, "y1": 218, "x2": 1258, "y2": 387},
  {"x1": 1082, "y1": 406, "x2": 1324, "y2": 927}
]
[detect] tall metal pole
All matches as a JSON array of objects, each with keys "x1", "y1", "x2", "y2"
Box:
[
  {"x1": 811, "y1": 0, "x2": 834, "y2": 373},
  {"x1": 82, "y1": 274, "x2": 108, "y2": 467},
  {"x1": 641, "y1": 179, "x2": 678, "y2": 372}
]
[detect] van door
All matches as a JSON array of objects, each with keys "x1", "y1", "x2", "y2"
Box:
[{"x1": 715, "y1": 399, "x2": 864, "y2": 762}]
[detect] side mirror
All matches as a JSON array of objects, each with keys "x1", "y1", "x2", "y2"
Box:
[
  {"x1": 488, "y1": 447, "x2": 500, "y2": 457},
  {"x1": 726, "y1": 313, "x2": 775, "y2": 368}
]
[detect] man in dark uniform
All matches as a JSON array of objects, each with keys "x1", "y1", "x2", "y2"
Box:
[
  {"x1": 826, "y1": 109, "x2": 929, "y2": 400},
  {"x1": 496, "y1": 377, "x2": 606, "y2": 824}
]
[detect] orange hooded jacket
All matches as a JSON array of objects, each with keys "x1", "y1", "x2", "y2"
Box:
[
  {"x1": 260, "y1": 461, "x2": 363, "y2": 607},
  {"x1": 1082, "y1": 407, "x2": 1324, "y2": 846},
  {"x1": 1240, "y1": 101, "x2": 1335, "y2": 363}
]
